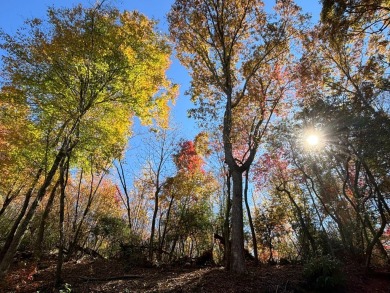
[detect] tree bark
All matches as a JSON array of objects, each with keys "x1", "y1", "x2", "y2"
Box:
[
  {"x1": 223, "y1": 170, "x2": 232, "y2": 269},
  {"x1": 159, "y1": 195, "x2": 174, "y2": 261},
  {"x1": 230, "y1": 169, "x2": 245, "y2": 273},
  {"x1": 35, "y1": 179, "x2": 60, "y2": 261},
  {"x1": 72, "y1": 168, "x2": 83, "y2": 234},
  {"x1": 244, "y1": 169, "x2": 258, "y2": 264},
  {"x1": 56, "y1": 155, "x2": 69, "y2": 286},
  {"x1": 149, "y1": 185, "x2": 160, "y2": 261}
]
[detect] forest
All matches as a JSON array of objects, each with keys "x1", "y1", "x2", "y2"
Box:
[{"x1": 0, "y1": 0, "x2": 389, "y2": 292}]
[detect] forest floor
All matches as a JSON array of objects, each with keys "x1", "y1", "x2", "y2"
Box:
[{"x1": 1, "y1": 256, "x2": 390, "y2": 293}]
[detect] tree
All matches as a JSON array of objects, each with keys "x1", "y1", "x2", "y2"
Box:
[
  {"x1": 157, "y1": 139, "x2": 217, "y2": 261},
  {"x1": 0, "y1": 3, "x2": 176, "y2": 279},
  {"x1": 321, "y1": 0, "x2": 390, "y2": 35},
  {"x1": 129, "y1": 129, "x2": 179, "y2": 262},
  {"x1": 294, "y1": 0, "x2": 390, "y2": 267},
  {"x1": 168, "y1": 0, "x2": 304, "y2": 272}
]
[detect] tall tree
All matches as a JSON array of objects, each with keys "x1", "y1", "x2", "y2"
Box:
[
  {"x1": 168, "y1": 0, "x2": 304, "y2": 272},
  {"x1": 0, "y1": 3, "x2": 176, "y2": 279}
]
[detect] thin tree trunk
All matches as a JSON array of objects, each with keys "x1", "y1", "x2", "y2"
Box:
[
  {"x1": 115, "y1": 161, "x2": 131, "y2": 230},
  {"x1": 365, "y1": 200, "x2": 388, "y2": 268},
  {"x1": 35, "y1": 179, "x2": 60, "y2": 261},
  {"x1": 338, "y1": 158, "x2": 388, "y2": 258},
  {"x1": 72, "y1": 168, "x2": 83, "y2": 233},
  {"x1": 243, "y1": 169, "x2": 258, "y2": 264},
  {"x1": 149, "y1": 185, "x2": 160, "y2": 261},
  {"x1": 0, "y1": 148, "x2": 66, "y2": 279},
  {"x1": 0, "y1": 169, "x2": 42, "y2": 264},
  {"x1": 169, "y1": 236, "x2": 179, "y2": 261},
  {"x1": 55, "y1": 155, "x2": 70, "y2": 286},
  {"x1": 277, "y1": 185, "x2": 317, "y2": 255},
  {"x1": 268, "y1": 227, "x2": 273, "y2": 262},
  {"x1": 68, "y1": 170, "x2": 105, "y2": 257},
  {"x1": 223, "y1": 170, "x2": 232, "y2": 269},
  {"x1": 230, "y1": 169, "x2": 245, "y2": 273},
  {"x1": 305, "y1": 182, "x2": 334, "y2": 256},
  {"x1": 0, "y1": 183, "x2": 24, "y2": 219},
  {"x1": 159, "y1": 195, "x2": 174, "y2": 261}
]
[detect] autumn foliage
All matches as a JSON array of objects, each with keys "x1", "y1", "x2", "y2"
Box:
[
  {"x1": 174, "y1": 140, "x2": 204, "y2": 173},
  {"x1": 0, "y1": 1, "x2": 389, "y2": 290}
]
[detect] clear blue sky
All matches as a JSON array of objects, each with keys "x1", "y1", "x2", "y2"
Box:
[{"x1": 0, "y1": 0, "x2": 321, "y2": 141}]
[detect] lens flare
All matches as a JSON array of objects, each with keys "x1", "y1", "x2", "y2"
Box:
[{"x1": 306, "y1": 134, "x2": 319, "y2": 146}]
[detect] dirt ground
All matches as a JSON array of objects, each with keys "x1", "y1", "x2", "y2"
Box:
[{"x1": 1, "y1": 257, "x2": 389, "y2": 292}]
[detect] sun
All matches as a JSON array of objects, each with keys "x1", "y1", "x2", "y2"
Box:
[
  {"x1": 302, "y1": 128, "x2": 325, "y2": 151},
  {"x1": 306, "y1": 134, "x2": 320, "y2": 146}
]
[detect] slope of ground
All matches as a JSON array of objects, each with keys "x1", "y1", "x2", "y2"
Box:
[{"x1": 1, "y1": 257, "x2": 389, "y2": 292}]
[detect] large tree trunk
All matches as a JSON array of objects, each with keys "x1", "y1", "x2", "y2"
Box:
[
  {"x1": 244, "y1": 169, "x2": 258, "y2": 264},
  {"x1": 230, "y1": 169, "x2": 245, "y2": 273}
]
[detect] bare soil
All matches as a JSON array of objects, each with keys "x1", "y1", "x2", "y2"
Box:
[{"x1": 1, "y1": 257, "x2": 389, "y2": 292}]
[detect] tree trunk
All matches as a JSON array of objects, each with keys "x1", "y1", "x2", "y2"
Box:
[
  {"x1": 72, "y1": 168, "x2": 83, "y2": 234},
  {"x1": 278, "y1": 185, "x2": 317, "y2": 255},
  {"x1": 223, "y1": 170, "x2": 232, "y2": 269},
  {"x1": 0, "y1": 184, "x2": 24, "y2": 219},
  {"x1": 68, "y1": 171, "x2": 105, "y2": 258},
  {"x1": 115, "y1": 161, "x2": 132, "y2": 230},
  {"x1": 56, "y1": 156, "x2": 69, "y2": 286},
  {"x1": 35, "y1": 179, "x2": 60, "y2": 261},
  {"x1": 365, "y1": 200, "x2": 389, "y2": 268},
  {"x1": 244, "y1": 169, "x2": 258, "y2": 264},
  {"x1": 306, "y1": 182, "x2": 334, "y2": 256},
  {"x1": 149, "y1": 186, "x2": 160, "y2": 262},
  {"x1": 230, "y1": 169, "x2": 245, "y2": 273},
  {"x1": 0, "y1": 149, "x2": 65, "y2": 280},
  {"x1": 159, "y1": 195, "x2": 174, "y2": 261},
  {"x1": 0, "y1": 169, "x2": 42, "y2": 264}
]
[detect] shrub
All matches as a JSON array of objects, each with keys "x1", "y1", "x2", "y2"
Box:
[{"x1": 303, "y1": 255, "x2": 345, "y2": 291}]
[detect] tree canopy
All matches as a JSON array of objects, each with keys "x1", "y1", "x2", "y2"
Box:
[{"x1": 0, "y1": 0, "x2": 389, "y2": 290}]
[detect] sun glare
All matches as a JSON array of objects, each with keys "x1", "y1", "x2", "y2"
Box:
[
  {"x1": 302, "y1": 128, "x2": 325, "y2": 151},
  {"x1": 306, "y1": 134, "x2": 319, "y2": 146}
]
